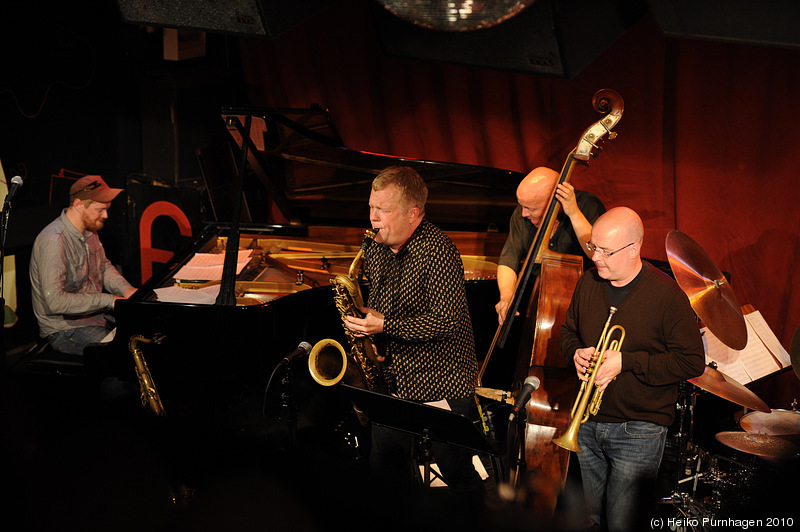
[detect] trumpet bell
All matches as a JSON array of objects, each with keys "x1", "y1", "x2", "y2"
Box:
[
  {"x1": 308, "y1": 339, "x2": 348, "y2": 386},
  {"x1": 552, "y1": 420, "x2": 583, "y2": 453}
]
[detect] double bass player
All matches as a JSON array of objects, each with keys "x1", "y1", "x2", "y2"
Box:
[{"x1": 495, "y1": 166, "x2": 605, "y2": 324}]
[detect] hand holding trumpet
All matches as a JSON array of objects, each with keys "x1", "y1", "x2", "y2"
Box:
[
  {"x1": 554, "y1": 307, "x2": 625, "y2": 453},
  {"x1": 573, "y1": 346, "x2": 622, "y2": 391}
]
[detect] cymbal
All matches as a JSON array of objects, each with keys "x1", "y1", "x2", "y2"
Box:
[
  {"x1": 716, "y1": 431, "x2": 799, "y2": 459},
  {"x1": 791, "y1": 325, "x2": 800, "y2": 381},
  {"x1": 688, "y1": 365, "x2": 770, "y2": 413},
  {"x1": 740, "y1": 409, "x2": 800, "y2": 436},
  {"x1": 475, "y1": 387, "x2": 514, "y2": 405},
  {"x1": 666, "y1": 230, "x2": 748, "y2": 350}
]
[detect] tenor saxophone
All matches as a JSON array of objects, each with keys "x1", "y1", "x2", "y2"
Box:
[
  {"x1": 128, "y1": 333, "x2": 166, "y2": 416},
  {"x1": 311, "y1": 229, "x2": 394, "y2": 394}
]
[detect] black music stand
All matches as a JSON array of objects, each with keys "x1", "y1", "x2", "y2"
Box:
[{"x1": 339, "y1": 384, "x2": 502, "y2": 487}]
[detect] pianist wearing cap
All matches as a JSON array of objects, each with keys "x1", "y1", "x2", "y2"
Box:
[{"x1": 30, "y1": 175, "x2": 136, "y2": 356}]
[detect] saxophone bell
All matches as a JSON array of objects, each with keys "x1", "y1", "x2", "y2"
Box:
[{"x1": 308, "y1": 339, "x2": 348, "y2": 386}]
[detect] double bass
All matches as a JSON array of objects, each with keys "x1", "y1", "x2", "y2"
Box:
[{"x1": 478, "y1": 89, "x2": 624, "y2": 515}]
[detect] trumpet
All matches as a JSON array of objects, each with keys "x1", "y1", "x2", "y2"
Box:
[{"x1": 552, "y1": 307, "x2": 625, "y2": 453}]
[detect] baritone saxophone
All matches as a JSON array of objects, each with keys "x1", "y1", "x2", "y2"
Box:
[
  {"x1": 128, "y1": 333, "x2": 166, "y2": 416},
  {"x1": 309, "y1": 229, "x2": 394, "y2": 394}
]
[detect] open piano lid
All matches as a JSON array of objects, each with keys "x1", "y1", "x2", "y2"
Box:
[{"x1": 221, "y1": 106, "x2": 523, "y2": 232}]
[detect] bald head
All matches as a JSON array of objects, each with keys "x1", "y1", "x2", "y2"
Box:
[
  {"x1": 589, "y1": 207, "x2": 644, "y2": 286},
  {"x1": 516, "y1": 167, "x2": 559, "y2": 226},
  {"x1": 593, "y1": 207, "x2": 644, "y2": 247}
]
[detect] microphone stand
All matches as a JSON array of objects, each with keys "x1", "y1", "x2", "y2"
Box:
[
  {"x1": 505, "y1": 405, "x2": 528, "y2": 494},
  {"x1": 0, "y1": 196, "x2": 13, "y2": 374},
  {"x1": 278, "y1": 363, "x2": 298, "y2": 448}
]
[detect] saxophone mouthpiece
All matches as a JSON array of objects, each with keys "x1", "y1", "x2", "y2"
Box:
[{"x1": 362, "y1": 229, "x2": 378, "y2": 249}]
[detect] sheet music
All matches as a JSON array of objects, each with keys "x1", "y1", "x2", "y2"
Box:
[
  {"x1": 745, "y1": 310, "x2": 791, "y2": 367},
  {"x1": 702, "y1": 330, "x2": 750, "y2": 384},
  {"x1": 101, "y1": 328, "x2": 116, "y2": 343},
  {"x1": 424, "y1": 399, "x2": 452, "y2": 410},
  {"x1": 154, "y1": 285, "x2": 220, "y2": 305},
  {"x1": 173, "y1": 250, "x2": 253, "y2": 281},
  {"x1": 702, "y1": 309, "x2": 787, "y2": 384}
]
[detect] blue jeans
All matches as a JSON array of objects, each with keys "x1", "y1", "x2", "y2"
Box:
[
  {"x1": 576, "y1": 420, "x2": 667, "y2": 532},
  {"x1": 48, "y1": 326, "x2": 112, "y2": 356}
]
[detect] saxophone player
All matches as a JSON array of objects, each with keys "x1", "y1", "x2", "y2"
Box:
[
  {"x1": 561, "y1": 207, "x2": 705, "y2": 532},
  {"x1": 343, "y1": 166, "x2": 485, "y2": 502}
]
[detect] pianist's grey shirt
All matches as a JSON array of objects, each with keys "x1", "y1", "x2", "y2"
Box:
[{"x1": 30, "y1": 209, "x2": 133, "y2": 338}]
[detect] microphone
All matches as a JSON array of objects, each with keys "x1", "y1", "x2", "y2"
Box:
[
  {"x1": 508, "y1": 376, "x2": 541, "y2": 422},
  {"x1": 281, "y1": 341, "x2": 313, "y2": 366},
  {"x1": 4, "y1": 176, "x2": 23, "y2": 203}
]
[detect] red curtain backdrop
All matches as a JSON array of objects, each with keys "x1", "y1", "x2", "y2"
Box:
[{"x1": 238, "y1": 2, "x2": 800, "y2": 402}]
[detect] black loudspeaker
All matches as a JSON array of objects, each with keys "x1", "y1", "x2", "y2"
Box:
[
  {"x1": 647, "y1": 0, "x2": 800, "y2": 49},
  {"x1": 126, "y1": 177, "x2": 206, "y2": 285},
  {"x1": 371, "y1": 0, "x2": 647, "y2": 78},
  {"x1": 140, "y1": 70, "x2": 235, "y2": 184},
  {"x1": 115, "y1": 0, "x2": 336, "y2": 38}
]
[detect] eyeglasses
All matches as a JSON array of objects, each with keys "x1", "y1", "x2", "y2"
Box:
[{"x1": 585, "y1": 241, "x2": 635, "y2": 258}]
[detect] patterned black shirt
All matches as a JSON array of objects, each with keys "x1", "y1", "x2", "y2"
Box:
[{"x1": 363, "y1": 219, "x2": 478, "y2": 402}]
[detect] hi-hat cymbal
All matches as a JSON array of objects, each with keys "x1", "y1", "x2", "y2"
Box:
[
  {"x1": 716, "y1": 431, "x2": 799, "y2": 459},
  {"x1": 666, "y1": 230, "x2": 748, "y2": 350},
  {"x1": 688, "y1": 365, "x2": 770, "y2": 413},
  {"x1": 740, "y1": 409, "x2": 800, "y2": 436}
]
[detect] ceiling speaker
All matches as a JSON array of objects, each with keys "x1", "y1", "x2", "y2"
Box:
[
  {"x1": 115, "y1": 0, "x2": 335, "y2": 38},
  {"x1": 372, "y1": 0, "x2": 646, "y2": 78},
  {"x1": 647, "y1": 0, "x2": 800, "y2": 49}
]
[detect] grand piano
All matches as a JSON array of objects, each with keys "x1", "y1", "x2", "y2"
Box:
[{"x1": 84, "y1": 106, "x2": 523, "y2": 427}]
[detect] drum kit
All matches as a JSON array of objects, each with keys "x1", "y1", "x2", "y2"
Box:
[{"x1": 661, "y1": 231, "x2": 800, "y2": 523}]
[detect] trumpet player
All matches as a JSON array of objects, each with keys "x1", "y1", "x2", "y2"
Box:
[{"x1": 560, "y1": 207, "x2": 704, "y2": 532}]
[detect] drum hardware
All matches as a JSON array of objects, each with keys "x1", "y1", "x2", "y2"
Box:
[
  {"x1": 703, "y1": 452, "x2": 758, "y2": 516},
  {"x1": 661, "y1": 383, "x2": 710, "y2": 517},
  {"x1": 658, "y1": 492, "x2": 712, "y2": 532},
  {"x1": 660, "y1": 378, "x2": 775, "y2": 520}
]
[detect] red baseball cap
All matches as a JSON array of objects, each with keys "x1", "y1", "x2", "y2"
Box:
[{"x1": 69, "y1": 175, "x2": 123, "y2": 203}]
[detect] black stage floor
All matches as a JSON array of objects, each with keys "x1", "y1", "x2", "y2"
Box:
[
  {"x1": 2, "y1": 341, "x2": 583, "y2": 532},
  {"x1": 4, "y1": 339, "x2": 797, "y2": 531}
]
